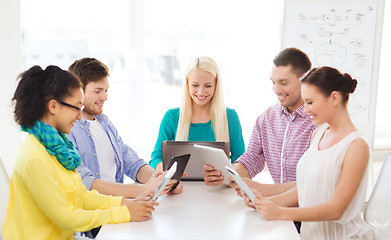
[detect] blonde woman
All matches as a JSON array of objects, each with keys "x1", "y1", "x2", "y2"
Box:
[{"x1": 149, "y1": 57, "x2": 245, "y2": 192}]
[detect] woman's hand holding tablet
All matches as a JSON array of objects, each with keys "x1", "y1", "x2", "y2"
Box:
[{"x1": 225, "y1": 166, "x2": 256, "y2": 201}]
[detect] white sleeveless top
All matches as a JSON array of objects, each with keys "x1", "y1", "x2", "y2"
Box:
[{"x1": 296, "y1": 124, "x2": 373, "y2": 240}]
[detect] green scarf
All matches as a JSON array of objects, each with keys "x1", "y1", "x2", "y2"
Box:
[{"x1": 21, "y1": 120, "x2": 81, "y2": 170}]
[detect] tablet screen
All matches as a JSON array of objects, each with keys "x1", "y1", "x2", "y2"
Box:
[
  {"x1": 167, "y1": 154, "x2": 191, "y2": 191},
  {"x1": 152, "y1": 162, "x2": 177, "y2": 200},
  {"x1": 225, "y1": 166, "x2": 255, "y2": 201},
  {"x1": 194, "y1": 144, "x2": 232, "y2": 184}
]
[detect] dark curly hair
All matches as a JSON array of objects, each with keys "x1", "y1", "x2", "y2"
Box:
[
  {"x1": 301, "y1": 66, "x2": 357, "y2": 104},
  {"x1": 12, "y1": 65, "x2": 82, "y2": 127}
]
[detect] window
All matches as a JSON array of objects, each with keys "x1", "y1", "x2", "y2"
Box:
[
  {"x1": 139, "y1": 0, "x2": 283, "y2": 157},
  {"x1": 21, "y1": 0, "x2": 390, "y2": 161},
  {"x1": 21, "y1": 0, "x2": 138, "y2": 153}
]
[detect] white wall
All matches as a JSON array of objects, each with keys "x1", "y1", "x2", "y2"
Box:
[{"x1": 0, "y1": 0, "x2": 22, "y2": 177}]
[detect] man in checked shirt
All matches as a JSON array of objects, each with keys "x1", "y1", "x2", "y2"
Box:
[
  {"x1": 203, "y1": 48, "x2": 315, "y2": 233},
  {"x1": 203, "y1": 47, "x2": 315, "y2": 193}
]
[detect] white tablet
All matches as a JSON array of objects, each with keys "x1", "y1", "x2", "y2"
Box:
[
  {"x1": 225, "y1": 166, "x2": 256, "y2": 201},
  {"x1": 194, "y1": 144, "x2": 232, "y2": 184},
  {"x1": 152, "y1": 161, "x2": 177, "y2": 201}
]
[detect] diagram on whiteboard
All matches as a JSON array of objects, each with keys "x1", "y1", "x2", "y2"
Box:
[{"x1": 283, "y1": 2, "x2": 378, "y2": 122}]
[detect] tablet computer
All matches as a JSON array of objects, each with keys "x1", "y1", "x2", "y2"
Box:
[
  {"x1": 162, "y1": 141, "x2": 230, "y2": 181},
  {"x1": 225, "y1": 166, "x2": 256, "y2": 201},
  {"x1": 167, "y1": 154, "x2": 191, "y2": 192},
  {"x1": 152, "y1": 161, "x2": 177, "y2": 201},
  {"x1": 194, "y1": 144, "x2": 232, "y2": 184}
]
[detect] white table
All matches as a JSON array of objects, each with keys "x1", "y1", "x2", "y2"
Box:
[{"x1": 97, "y1": 182, "x2": 300, "y2": 240}]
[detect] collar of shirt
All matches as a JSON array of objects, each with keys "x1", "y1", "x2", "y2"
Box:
[
  {"x1": 280, "y1": 104, "x2": 307, "y2": 120},
  {"x1": 76, "y1": 113, "x2": 109, "y2": 129}
]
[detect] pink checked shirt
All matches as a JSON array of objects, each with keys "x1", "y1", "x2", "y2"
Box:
[{"x1": 235, "y1": 104, "x2": 315, "y2": 183}]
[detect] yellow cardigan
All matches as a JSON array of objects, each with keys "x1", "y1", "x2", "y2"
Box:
[{"x1": 2, "y1": 134, "x2": 130, "y2": 240}]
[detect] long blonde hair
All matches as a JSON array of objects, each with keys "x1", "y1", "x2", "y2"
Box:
[{"x1": 176, "y1": 56, "x2": 229, "y2": 142}]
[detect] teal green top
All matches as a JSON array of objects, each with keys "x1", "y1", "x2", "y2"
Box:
[{"x1": 149, "y1": 107, "x2": 245, "y2": 169}]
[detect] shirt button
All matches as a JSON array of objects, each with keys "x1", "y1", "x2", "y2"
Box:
[
  {"x1": 88, "y1": 134, "x2": 91, "y2": 137},
  {"x1": 96, "y1": 173, "x2": 99, "y2": 176},
  {"x1": 93, "y1": 153, "x2": 96, "y2": 156}
]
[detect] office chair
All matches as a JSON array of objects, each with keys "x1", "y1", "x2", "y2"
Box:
[
  {"x1": 364, "y1": 152, "x2": 391, "y2": 240},
  {"x1": 0, "y1": 158, "x2": 10, "y2": 239}
]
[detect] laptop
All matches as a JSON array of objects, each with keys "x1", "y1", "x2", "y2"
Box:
[{"x1": 162, "y1": 141, "x2": 230, "y2": 181}]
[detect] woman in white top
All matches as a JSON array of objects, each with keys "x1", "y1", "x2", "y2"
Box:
[{"x1": 242, "y1": 66, "x2": 373, "y2": 239}]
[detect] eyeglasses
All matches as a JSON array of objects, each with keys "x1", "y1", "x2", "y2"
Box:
[{"x1": 58, "y1": 101, "x2": 85, "y2": 113}]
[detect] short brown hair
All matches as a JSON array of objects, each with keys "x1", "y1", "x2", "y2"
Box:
[
  {"x1": 273, "y1": 48, "x2": 311, "y2": 77},
  {"x1": 68, "y1": 58, "x2": 109, "y2": 90}
]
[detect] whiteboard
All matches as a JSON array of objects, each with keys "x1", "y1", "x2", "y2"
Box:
[{"x1": 282, "y1": 0, "x2": 385, "y2": 148}]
